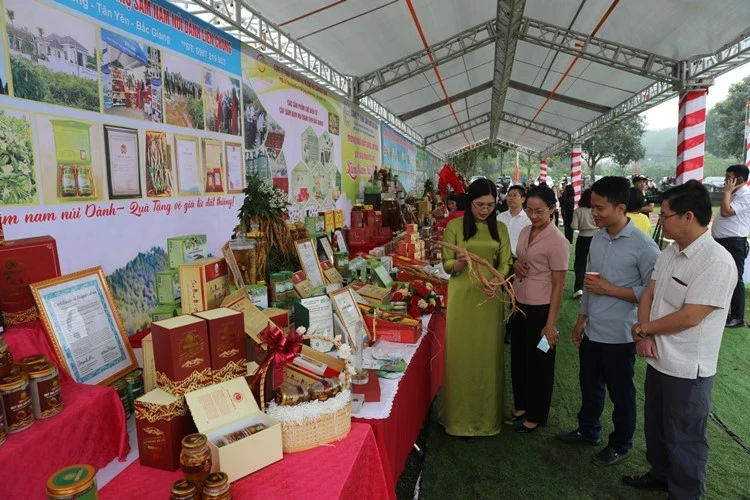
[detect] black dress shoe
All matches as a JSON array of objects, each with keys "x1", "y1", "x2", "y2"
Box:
[
  {"x1": 511, "y1": 413, "x2": 526, "y2": 422},
  {"x1": 622, "y1": 472, "x2": 668, "y2": 491},
  {"x1": 556, "y1": 429, "x2": 602, "y2": 446},
  {"x1": 725, "y1": 318, "x2": 745, "y2": 328},
  {"x1": 515, "y1": 423, "x2": 539, "y2": 434}
]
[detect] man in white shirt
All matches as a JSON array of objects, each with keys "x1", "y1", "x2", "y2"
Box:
[
  {"x1": 497, "y1": 185, "x2": 531, "y2": 258},
  {"x1": 711, "y1": 164, "x2": 750, "y2": 328},
  {"x1": 623, "y1": 180, "x2": 736, "y2": 499}
]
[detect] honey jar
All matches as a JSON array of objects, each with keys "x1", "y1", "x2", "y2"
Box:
[
  {"x1": 0, "y1": 336, "x2": 12, "y2": 377},
  {"x1": 27, "y1": 362, "x2": 63, "y2": 419},
  {"x1": 170, "y1": 479, "x2": 198, "y2": 499},
  {"x1": 110, "y1": 378, "x2": 131, "y2": 418},
  {"x1": 0, "y1": 373, "x2": 34, "y2": 433},
  {"x1": 17, "y1": 354, "x2": 47, "y2": 373},
  {"x1": 46, "y1": 464, "x2": 98, "y2": 499},
  {"x1": 275, "y1": 384, "x2": 309, "y2": 406},
  {"x1": 180, "y1": 433, "x2": 212, "y2": 493},
  {"x1": 202, "y1": 472, "x2": 232, "y2": 499},
  {"x1": 309, "y1": 377, "x2": 342, "y2": 402}
]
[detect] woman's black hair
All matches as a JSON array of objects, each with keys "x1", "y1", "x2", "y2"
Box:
[
  {"x1": 579, "y1": 188, "x2": 592, "y2": 208},
  {"x1": 455, "y1": 193, "x2": 469, "y2": 211},
  {"x1": 626, "y1": 187, "x2": 645, "y2": 213},
  {"x1": 526, "y1": 184, "x2": 557, "y2": 208},
  {"x1": 463, "y1": 178, "x2": 500, "y2": 242}
]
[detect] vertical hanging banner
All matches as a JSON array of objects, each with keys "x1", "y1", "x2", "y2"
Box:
[
  {"x1": 341, "y1": 105, "x2": 380, "y2": 207},
  {"x1": 240, "y1": 47, "x2": 343, "y2": 222},
  {"x1": 381, "y1": 123, "x2": 417, "y2": 192},
  {"x1": 0, "y1": 0, "x2": 241, "y2": 334}
]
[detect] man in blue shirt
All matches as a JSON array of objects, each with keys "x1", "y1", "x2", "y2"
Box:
[{"x1": 556, "y1": 177, "x2": 660, "y2": 467}]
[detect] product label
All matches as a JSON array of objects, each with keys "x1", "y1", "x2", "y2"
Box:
[
  {"x1": 179, "y1": 328, "x2": 206, "y2": 370},
  {"x1": 2, "y1": 388, "x2": 34, "y2": 432},
  {"x1": 38, "y1": 377, "x2": 63, "y2": 418}
]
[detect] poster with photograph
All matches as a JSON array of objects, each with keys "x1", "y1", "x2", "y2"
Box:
[
  {"x1": 0, "y1": 106, "x2": 38, "y2": 205},
  {"x1": 145, "y1": 130, "x2": 173, "y2": 197},
  {"x1": 175, "y1": 135, "x2": 201, "y2": 195},
  {"x1": 101, "y1": 29, "x2": 162, "y2": 123},
  {"x1": 204, "y1": 68, "x2": 241, "y2": 136},
  {"x1": 0, "y1": 29, "x2": 8, "y2": 95},
  {"x1": 381, "y1": 123, "x2": 417, "y2": 192},
  {"x1": 103, "y1": 125, "x2": 141, "y2": 199},
  {"x1": 163, "y1": 52, "x2": 204, "y2": 130},
  {"x1": 5, "y1": 0, "x2": 99, "y2": 112},
  {"x1": 201, "y1": 138, "x2": 224, "y2": 193},
  {"x1": 225, "y1": 142, "x2": 244, "y2": 193}
]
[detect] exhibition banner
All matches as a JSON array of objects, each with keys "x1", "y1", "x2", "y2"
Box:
[
  {"x1": 0, "y1": 0, "x2": 242, "y2": 334},
  {"x1": 341, "y1": 105, "x2": 380, "y2": 202},
  {"x1": 381, "y1": 122, "x2": 417, "y2": 192},
  {"x1": 240, "y1": 46, "x2": 344, "y2": 222}
]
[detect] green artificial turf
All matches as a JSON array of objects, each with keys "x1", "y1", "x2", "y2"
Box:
[{"x1": 398, "y1": 234, "x2": 750, "y2": 499}]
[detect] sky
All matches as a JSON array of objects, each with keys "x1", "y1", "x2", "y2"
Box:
[{"x1": 641, "y1": 63, "x2": 750, "y2": 130}]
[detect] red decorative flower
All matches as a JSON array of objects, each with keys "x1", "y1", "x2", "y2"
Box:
[
  {"x1": 408, "y1": 305, "x2": 421, "y2": 318},
  {"x1": 392, "y1": 292, "x2": 404, "y2": 302},
  {"x1": 409, "y1": 295, "x2": 421, "y2": 306},
  {"x1": 413, "y1": 282, "x2": 430, "y2": 297}
]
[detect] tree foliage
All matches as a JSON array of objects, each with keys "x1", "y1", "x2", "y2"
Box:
[
  {"x1": 581, "y1": 115, "x2": 646, "y2": 178},
  {"x1": 705, "y1": 75, "x2": 750, "y2": 162},
  {"x1": 452, "y1": 143, "x2": 508, "y2": 178}
]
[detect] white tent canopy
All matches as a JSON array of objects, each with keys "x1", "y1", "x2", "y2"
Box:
[{"x1": 169, "y1": 0, "x2": 750, "y2": 158}]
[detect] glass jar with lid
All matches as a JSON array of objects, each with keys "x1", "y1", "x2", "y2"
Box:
[
  {"x1": 229, "y1": 236, "x2": 256, "y2": 285},
  {"x1": 46, "y1": 464, "x2": 97, "y2": 499},
  {"x1": 380, "y1": 192, "x2": 400, "y2": 231},
  {"x1": 0, "y1": 335, "x2": 12, "y2": 378},
  {"x1": 27, "y1": 362, "x2": 63, "y2": 419},
  {"x1": 269, "y1": 273, "x2": 285, "y2": 303},
  {"x1": 180, "y1": 433, "x2": 212, "y2": 493},
  {"x1": 0, "y1": 373, "x2": 34, "y2": 433},
  {"x1": 170, "y1": 479, "x2": 198, "y2": 500},
  {"x1": 202, "y1": 472, "x2": 232, "y2": 499},
  {"x1": 17, "y1": 354, "x2": 47, "y2": 373}
]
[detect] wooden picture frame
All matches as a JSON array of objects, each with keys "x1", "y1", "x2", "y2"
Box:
[
  {"x1": 225, "y1": 141, "x2": 244, "y2": 193},
  {"x1": 329, "y1": 286, "x2": 369, "y2": 348},
  {"x1": 30, "y1": 266, "x2": 138, "y2": 386},
  {"x1": 103, "y1": 125, "x2": 142, "y2": 199},
  {"x1": 316, "y1": 234, "x2": 335, "y2": 263},
  {"x1": 174, "y1": 135, "x2": 202, "y2": 195},
  {"x1": 294, "y1": 238, "x2": 326, "y2": 288}
]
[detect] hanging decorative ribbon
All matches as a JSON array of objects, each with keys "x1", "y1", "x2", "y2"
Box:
[{"x1": 250, "y1": 324, "x2": 303, "y2": 410}]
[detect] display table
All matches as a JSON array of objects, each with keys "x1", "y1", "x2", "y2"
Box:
[
  {"x1": 99, "y1": 423, "x2": 390, "y2": 499},
  {"x1": 0, "y1": 382, "x2": 130, "y2": 499},
  {"x1": 352, "y1": 312, "x2": 446, "y2": 496},
  {"x1": 3, "y1": 320, "x2": 72, "y2": 382}
]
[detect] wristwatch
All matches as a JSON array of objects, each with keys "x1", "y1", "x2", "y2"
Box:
[{"x1": 633, "y1": 322, "x2": 649, "y2": 339}]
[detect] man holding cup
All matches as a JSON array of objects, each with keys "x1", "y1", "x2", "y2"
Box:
[{"x1": 557, "y1": 177, "x2": 660, "y2": 467}]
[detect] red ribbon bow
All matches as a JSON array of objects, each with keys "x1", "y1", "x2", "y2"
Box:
[{"x1": 258, "y1": 324, "x2": 303, "y2": 367}]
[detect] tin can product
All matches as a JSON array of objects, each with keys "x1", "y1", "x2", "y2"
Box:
[
  {"x1": 0, "y1": 373, "x2": 34, "y2": 433},
  {"x1": 170, "y1": 479, "x2": 198, "y2": 500},
  {"x1": 309, "y1": 377, "x2": 342, "y2": 402},
  {"x1": 180, "y1": 433, "x2": 212, "y2": 493},
  {"x1": 46, "y1": 464, "x2": 98, "y2": 499},
  {"x1": 219, "y1": 423, "x2": 267, "y2": 447},
  {"x1": 275, "y1": 384, "x2": 309, "y2": 406},
  {"x1": 110, "y1": 379, "x2": 131, "y2": 418},
  {"x1": 125, "y1": 369, "x2": 144, "y2": 410},
  {"x1": 202, "y1": 472, "x2": 232, "y2": 499},
  {"x1": 17, "y1": 354, "x2": 47, "y2": 373},
  {"x1": 28, "y1": 362, "x2": 63, "y2": 419}
]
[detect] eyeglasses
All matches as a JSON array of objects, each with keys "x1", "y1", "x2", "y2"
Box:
[
  {"x1": 472, "y1": 201, "x2": 496, "y2": 211},
  {"x1": 524, "y1": 208, "x2": 549, "y2": 216},
  {"x1": 658, "y1": 211, "x2": 683, "y2": 221}
]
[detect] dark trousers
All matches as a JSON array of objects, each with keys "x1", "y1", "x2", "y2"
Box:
[
  {"x1": 576, "y1": 337, "x2": 636, "y2": 453},
  {"x1": 573, "y1": 235, "x2": 593, "y2": 291},
  {"x1": 645, "y1": 366, "x2": 713, "y2": 500},
  {"x1": 715, "y1": 237, "x2": 748, "y2": 321},
  {"x1": 510, "y1": 303, "x2": 555, "y2": 425}
]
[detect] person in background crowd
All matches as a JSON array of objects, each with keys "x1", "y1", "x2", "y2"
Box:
[
  {"x1": 447, "y1": 194, "x2": 458, "y2": 214},
  {"x1": 552, "y1": 185, "x2": 561, "y2": 227},
  {"x1": 440, "y1": 180, "x2": 512, "y2": 438},
  {"x1": 571, "y1": 189, "x2": 598, "y2": 298},
  {"x1": 435, "y1": 195, "x2": 468, "y2": 230},
  {"x1": 633, "y1": 175, "x2": 654, "y2": 215},
  {"x1": 623, "y1": 180, "x2": 736, "y2": 499},
  {"x1": 558, "y1": 177, "x2": 659, "y2": 467},
  {"x1": 710, "y1": 164, "x2": 750, "y2": 328},
  {"x1": 510, "y1": 185, "x2": 570, "y2": 433},
  {"x1": 498, "y1": 185, "x2": 531, "y2": 259},
  {"x1": 561, "y1": 184, "x2": 576, "y2": 243},
  {"x1": 626, "y1": 188, "x2": 652, "y2": 235}
]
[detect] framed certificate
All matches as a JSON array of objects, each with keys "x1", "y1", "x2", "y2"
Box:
[
  {"x1": 329, "y1": 287, "x2": 370, "y2": 347},
  {"x1": 174, "y1": 135, "x2": 201, "y2": 195},
  {"x1": 225, "y1": 142, "x2": 244, "y2": 193},
  {"x1": 317, "y1": 234, "x2": 335, "y2": 263},
  {"x1": 334, "y1": 229, "x2": 348, "y2": 254},
  {"x1": 30, "y1": 267, "x2": 138, "y2": 386},
  {"x1": 103, "y1": 125, "x2": 142, "y2": 199},
  {"x1": 201, "y1": 138, "x2": 224, "y2": 193},
  {"x1": 294, "y1": 238, "x2": 326, "y2": 288}
]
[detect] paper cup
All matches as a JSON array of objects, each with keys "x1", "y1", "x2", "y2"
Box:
[{"x1": 585, "y1": 272, "x2": 601, "y2": 279}]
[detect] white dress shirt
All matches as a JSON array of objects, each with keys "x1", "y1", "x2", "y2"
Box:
[
  {"x1": 711, "y1": 184, "x2": 750, "y2": 239},
  {"x1": 498, "y1": 209, "x2": 531, "y2": 257}
]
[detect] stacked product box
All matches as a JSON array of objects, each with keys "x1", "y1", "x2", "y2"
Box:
[
  {"x1": 397, "y1": 224, "x2": 425, "y2": 260},
  {"x1": 151, "y1": 235, "x2": 207, "y2": 322}
]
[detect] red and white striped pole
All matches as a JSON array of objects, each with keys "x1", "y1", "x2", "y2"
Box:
[
  {"x1": 539, "y1": 159, "x2": 548, "y2": 184},
  {"x1": 744, "y1": 101, "x2": 750, "y2": 170},
  {"x1": 571, "y1": 144, "x2": 582, "y2": 207},
  {"x1": 675, "y1": 89, "x2": 708, "y2": 184}
]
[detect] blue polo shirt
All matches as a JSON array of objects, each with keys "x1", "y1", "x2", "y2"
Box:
[{"x1": 580, "y1": 219, "x2": 660, "y2": 344}]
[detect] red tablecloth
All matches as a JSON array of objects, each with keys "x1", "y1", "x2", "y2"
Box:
[
  {"x1": 352, "y1": 312, "x2": 446, "y2": 496},
  {"x1": 0, "y1": 382, "x2": 130, "y2": 499},
  {"x1": 4, "y1": 320, "x2": 72, "y2": 382},
  {"x1": 99, "y1": 423, "x2": 389, "y2": 500}
]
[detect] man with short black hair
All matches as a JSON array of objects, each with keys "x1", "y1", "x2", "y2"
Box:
[
  {"x1": 623, "y1": 180, "x2": 736, "y2": 499},
  {"x1": 557, "y1": 177, "x2": 659, "y2": 467},
  {"x1": 497, "y1": 185, "x2": 531, "y2": 259},
  {"x1": 633, "y1": 175, "x2": 654, "y2": 215},
  {"x1": 711, "y1": 164, "x2": 750, "y2": 328}
]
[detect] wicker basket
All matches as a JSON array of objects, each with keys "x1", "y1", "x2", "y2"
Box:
[{"x1": 279, "y1": 402, "x2": 352, "y2": 453}]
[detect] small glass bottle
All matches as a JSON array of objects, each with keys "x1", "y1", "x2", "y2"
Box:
[
  {"x1": 202, "y1": 472, "x2": 232, "y2": 499},
  {"x1": 181, "y1": 434, "x2": 212, "y2": 493},
  {"x1": 170, "y1": 479, "x2": 198, "y2": 500},
  {"x1": 46, "y1": 464, "x2": 98, "y2": 499}
]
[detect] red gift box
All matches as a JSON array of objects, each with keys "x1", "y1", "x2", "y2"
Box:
[
  {"x1": 351, "y1": 210, "x2": 364, "y2": 228},
  {"x1": 0, "y1": 236, "x2": 61, "y2": 325},
  {"x1": 348, "y1": 228, "x2": 367, "y2": 246}
]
